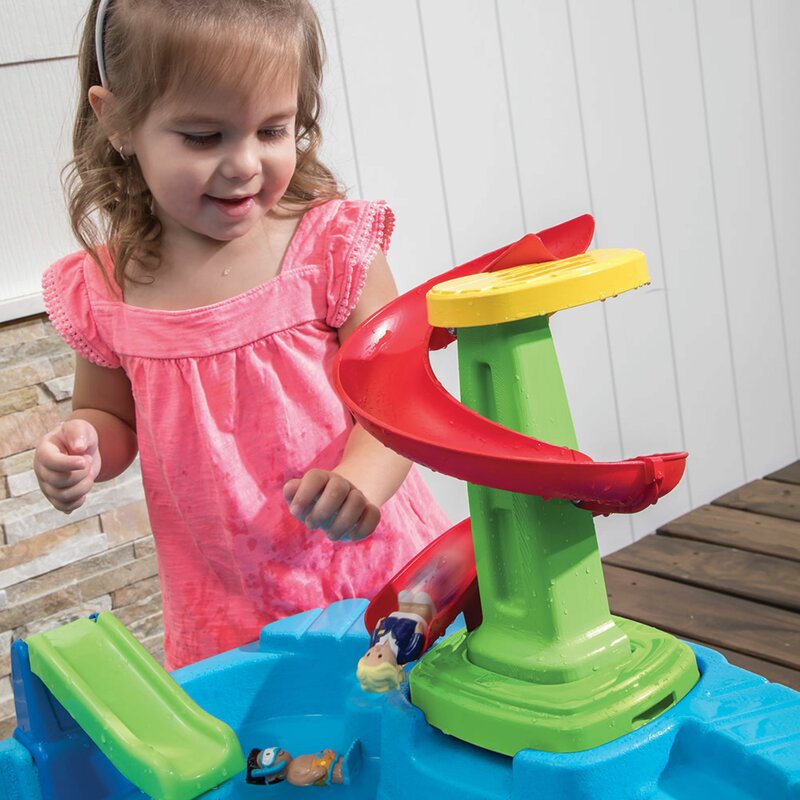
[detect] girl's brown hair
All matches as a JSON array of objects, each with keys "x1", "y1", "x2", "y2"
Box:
[{"x1": 66, "y1": 0, "x2": 343, "y2": 289}]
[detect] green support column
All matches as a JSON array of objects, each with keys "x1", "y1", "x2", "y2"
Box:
[
  {"x1": 457, "y1": 317, "x2": 630, "y2": 683},
  {"x1": 410, "y1": 250, "x2": 699, "y2": 755}
]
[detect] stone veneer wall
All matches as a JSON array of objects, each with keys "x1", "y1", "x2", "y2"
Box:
[{"x1": 0, "y1": 314, "x2": 161, "y2": 739}]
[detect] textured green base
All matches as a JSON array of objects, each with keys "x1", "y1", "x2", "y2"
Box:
[{"x1": 409, "y1": 616, "x2": 699, "y2": 755}]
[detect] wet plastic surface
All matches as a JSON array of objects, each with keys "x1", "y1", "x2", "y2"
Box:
[
  {"x1": 364, "y1": 517, "x2": 480, "y2": 655},
  {"x1": 333, "y1": 216, "x2": 686, "y2": 515},
  {"x1": 3, "y1": 213, "x2": 796, "y2": 796},
  {"x1": 21, "y1": 613, "x2": 244, "y2": 800},
  {"x1": 4, "y1": 600, "x2": 799, "y2": 799}
]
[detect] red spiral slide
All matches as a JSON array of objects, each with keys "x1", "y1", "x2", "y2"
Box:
[{"x1": 333, "y1": 214, "x2": 686, "y2": 642}]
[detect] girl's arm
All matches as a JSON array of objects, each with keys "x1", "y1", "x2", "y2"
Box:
[
  {"x1": 283, "y1": 250, "x2": 412, "y2": 540},
  {"x1": 34, "y1": 356, "x2": 138, "y2": 512},
  {"x1": 333, "y1": 249, "x2": 412, "y2": 504},
  {"x1": 71, "y1": 356, "x2": 138, "y2": 479}
]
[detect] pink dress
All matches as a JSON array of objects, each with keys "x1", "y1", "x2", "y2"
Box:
[{"x1": 43, "y1": 199, "x2": 450, "y2": 669}]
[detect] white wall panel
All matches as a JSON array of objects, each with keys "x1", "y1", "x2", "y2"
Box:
[
  {"x1": 633, "y1": 0, "x2": 745, "y2": 508},
  {"x1": 752, "y1": 0, "x2": 800, "y2": 455},
  {"x1": 695, "y1": 0, "x2": 796, "y2": 480},
  {"x1": 417, "y1": 0, "x2": 524, "y2": 264},
  {"x1": 0, "y1": 0, "x2": 85, "y2": 65},
  {"x1": 312, "y1": 0, "x2": 361, "y2": 198},
  {"x1": 568, "y1": 0, "x2": 689, "y2": 539},
  {"x1": 0, "y1": 59, "x2": 77, "y2": 307}
]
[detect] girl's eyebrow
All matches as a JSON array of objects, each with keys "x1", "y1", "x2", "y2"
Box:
[
  {"x1": 169, "y1": 108, "x2": 298, "y2": 127},
  {"x1": 170, "y1": 115, "x2": 225, "y2": 126}
]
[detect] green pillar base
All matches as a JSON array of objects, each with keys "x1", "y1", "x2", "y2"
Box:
[{"x1": 409, "y1": 616, "x2": 699, "y2": 755}]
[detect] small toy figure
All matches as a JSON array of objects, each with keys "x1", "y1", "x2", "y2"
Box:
[
  {"x1": 246, "y1": 740, "x2": 360, "y2": 787},
  {"x1": 246, "y1": 746, "x2": 292, "y2": 785},
  {"x1": 285, "y1": 749, "x2": 346, "y2": 786},
  {"x1": 357, "y1": 589, "x2": 435, "y2": 692}
]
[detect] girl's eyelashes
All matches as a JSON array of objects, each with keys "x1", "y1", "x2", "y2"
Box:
[
  {"x1": 182, "y1": 132, "x2": 221, "y2": 147},
  {"x1": 260, "y1": 127, "x2": 290, "y2": 140},
  {"x1": 180, "y1": 128, "x2": 290, "y2": 148}
]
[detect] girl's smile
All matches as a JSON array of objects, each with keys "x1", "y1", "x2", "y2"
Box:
[{"x1": 206, "y1": 194, "x2": 257, "y2": 218}]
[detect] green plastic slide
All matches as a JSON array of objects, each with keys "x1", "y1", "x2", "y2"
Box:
[{"x1": 26, "y1": 612, "x2": 245, "y2": 800}]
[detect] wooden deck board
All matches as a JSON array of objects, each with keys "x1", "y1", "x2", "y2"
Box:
[
  {"x1": 766, "y1": 461, "x2": 800, "y2": 485},
  {"x1": 714, "y1": 479, "x2": 800, "y2": 522},
  {"x1": 602, "y1": 460, "x2": 800, "y2": 690},
  {"x1": 605, "y1": 534, "x2": 800, "y2": 611},
  {"x1": 658, "y1": 504, "x2": 800, "y2": 562},
  {"x1": 604, "y1": 565, "x2": 800, "y2": 669}
]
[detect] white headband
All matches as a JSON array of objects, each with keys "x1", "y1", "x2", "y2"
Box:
[{"x1": 95, "y1": 0, "x2": 113, "y2": 88}]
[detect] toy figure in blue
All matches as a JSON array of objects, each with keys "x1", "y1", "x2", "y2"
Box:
[
  {"x1": 246, "y1": 741, "x2": 360, "y2": 787},
  {"x1": 357, "y1": 589, "x2": 435, "y2": 692},
  {"x1": 246, "y1": 746, "x2": 292, "y2": 785}
]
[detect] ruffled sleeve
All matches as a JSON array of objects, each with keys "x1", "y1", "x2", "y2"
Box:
[
  {"x1": 42, "y1": 252, "x2": 121, "y2": 369},
  {"x1": 325, "y1": 199, "x2": 395, "y2": 328}
]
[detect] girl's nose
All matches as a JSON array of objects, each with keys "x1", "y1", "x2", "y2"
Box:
[{"x1": 220, "y1": 140, "x2": 260, "y2": 182}]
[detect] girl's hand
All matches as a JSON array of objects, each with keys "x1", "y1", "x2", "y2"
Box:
[
  {"x1": 283, "y1": 469, "x2": 380, "y2": 542},
  {"x1": 34, "y1": 419, "x2": 102, "y2": 513}
]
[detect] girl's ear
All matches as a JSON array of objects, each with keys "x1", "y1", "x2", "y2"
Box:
[
  {"x1": 87, "y1": 85, "x2": 112, "y2": 121},
  {"x1": 87, "y1": 85, "x2": 132, "y2": 154}
]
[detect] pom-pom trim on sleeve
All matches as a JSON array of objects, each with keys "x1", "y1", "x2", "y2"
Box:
[
  {"x1": 329, "y1": 200, "x2": 395, "y2": 329},
  {"x1": 42, "y1": 261, "x2": 120, "y2": 369}
]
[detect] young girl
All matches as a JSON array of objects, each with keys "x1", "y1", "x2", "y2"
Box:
[{"x1": 33, "y1": 0, "x2": 449, "y2": 670}]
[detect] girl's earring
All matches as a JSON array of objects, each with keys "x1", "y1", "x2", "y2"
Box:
[{"x1": 118, "y1": 144, "x2": 128, "y2": 162}]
